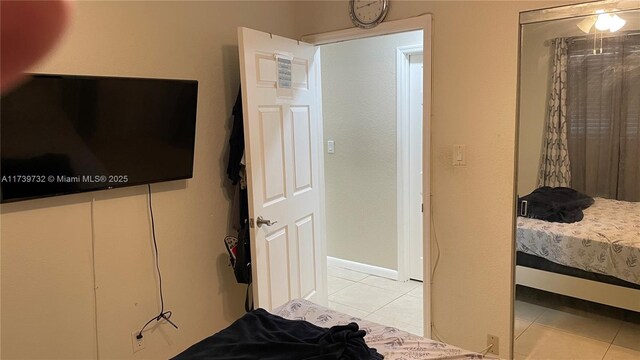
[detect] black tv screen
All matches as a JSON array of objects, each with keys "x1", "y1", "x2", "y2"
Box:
[{"x1": 1, "y1": 74, "x2": 198, "y2": 203}]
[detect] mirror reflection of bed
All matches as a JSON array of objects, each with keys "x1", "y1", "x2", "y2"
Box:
[{"x1": 515, "y1": 3, "x2": 640, "y2": 360}]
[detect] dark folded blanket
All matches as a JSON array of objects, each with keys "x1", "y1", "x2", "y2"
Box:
[
  {"x1": 518, "y1": 186, "x2": 594, "y2": 223},
  {"x1": 172, "y1": 308, "x2": 383, "y2": 360}
]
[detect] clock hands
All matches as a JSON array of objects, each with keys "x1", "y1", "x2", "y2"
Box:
[
  {"x1": 357, "y1": 1, "x2": 377, "y2": 10},
  {"x1": 350, "y1": 0, "x2": 388, "y2": 28}
]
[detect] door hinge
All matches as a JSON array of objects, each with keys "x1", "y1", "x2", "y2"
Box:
[{"x1": 421, "y1": 203, "x2": 424, "y2": 213}]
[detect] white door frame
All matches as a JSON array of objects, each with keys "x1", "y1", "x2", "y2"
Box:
[
  {"x1": 302, "y1": 15, "x2": 433, "y2": 338},
  {"x1": 396, "y1": 45, "x2": 423, "y2": 282}
]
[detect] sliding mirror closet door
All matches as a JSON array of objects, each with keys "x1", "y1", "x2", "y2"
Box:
[{"x1": 514, "y1": 2, "x2": 640, "y2": 359}]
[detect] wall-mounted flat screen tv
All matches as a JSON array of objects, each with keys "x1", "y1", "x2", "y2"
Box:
[{"x1": 1, "y1": 74, "x2": 198, "y2": 203}]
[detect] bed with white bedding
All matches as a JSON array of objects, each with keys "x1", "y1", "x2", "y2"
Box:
[
  {"x1": 273, "y1": 298, "x2": 483, "y2": 360},
  {"x1": 516, "y1": 197, "x2": 640, "y2": 285}
]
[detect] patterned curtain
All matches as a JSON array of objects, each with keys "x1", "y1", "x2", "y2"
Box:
[{"x1": 538, "y1": 38, "x2": 571, "y2": 188}]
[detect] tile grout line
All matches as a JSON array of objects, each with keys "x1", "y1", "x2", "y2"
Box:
[
  {"x1": 359, "y1": 283, "x2": 422, "y2": 295},
  {"x1": 517, "y1": 323, "x2": 615, "y2": 360},
  {"x1": 514, "y1": 298, "x2": 639, "y2": 359},
  {"x1": 531, "y1": 307, "x2": 547, "y2": 323},
  {"x1": 328, "y1": 281, "x2": 357, "y2": 296},
  {"x1": 329, "y1": 299, "x2": 373, "y2": 318},
  {"x1": 329, "y1": 268, "x2": 424, "y2": 331},
  {"x1": 328, "y1": 273, "x2": 368, "y2": 282},
  {"x1": 365, "y1": 293, "x2": 424, "y2": 331},
  {"x1": 345, "y1": 283, "x2": 404, "y2": 316},
  {"x1": 357, "y1": 275, "x2": 423, "y2": 294},
  {"x1": 531, "y1": 313, "x2": 623, "y2": 344},
  {"x1": 515, "y1": 318, "x2": 536, "y2": 341},
  {"x1": 514, "y1": 317, "x2": 536, "y2": 358},
  {"x1": 608, "y1": 320, "x2": 623, "y2": 348},
  {"x1": 328, "y1": 284, "x2": 401, "y2": 315},
  {"x1": 601, "y1": 342, "x2": 614, "y2": 360},
  {"x1": 331, "y1": 295, "x2": 424, "y2": 335},
  {"x1": 533, "y1": 323, "x2": 617, "y2": 345}
]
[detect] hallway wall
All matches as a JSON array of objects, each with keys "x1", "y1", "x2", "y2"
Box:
[{"x1": 321, "y1": 31, "x2": 423, "y2": 271}]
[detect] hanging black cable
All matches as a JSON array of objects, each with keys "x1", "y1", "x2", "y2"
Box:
[{"x1": 136, "y1": 184, "x2": 177, "y2": 339}]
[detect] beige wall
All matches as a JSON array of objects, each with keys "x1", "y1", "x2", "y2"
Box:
[
  {"x1": 295, "y1": 0, "x2": 580, "y2": 356},
  {"x1": 517, "y1": 27, "x2": 552, "y2": 196},
  {"x1": 322, "y1": 31, "x2": 422, "y2": 270},
  {"x1": 1, "y1": 1, "x2": 589, "y2": 359},
  {"x1": 0, "y1": 2, "x2": 298, "y2": 359}
]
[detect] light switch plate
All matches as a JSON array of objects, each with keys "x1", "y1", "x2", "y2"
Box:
[
  {"x1": 453, "y1": 144, "x2": 466, "y2": 166},
  {"x1": 327, "y1": 140, "x2": 335, "y2": 154}
]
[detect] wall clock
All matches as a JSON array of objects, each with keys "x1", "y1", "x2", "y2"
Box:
[{"x1": 349, "y1": 0, "x2": 390, "y2": 29}]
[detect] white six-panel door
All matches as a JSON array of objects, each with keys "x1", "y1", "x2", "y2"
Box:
[{"x1": 238, "y1": 27, "x2": 327, "y2": 310}]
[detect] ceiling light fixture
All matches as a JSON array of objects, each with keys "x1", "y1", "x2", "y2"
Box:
[
  {"x1": 577, "y1": 17, "x2": 596, "y2": 33},
  {"x1": 575, "y1": 10, "x2": 627, "y2": 54},
  {"x1": 596, "y1": 13, "x2": 613, "y2": 30},
  {"x1": 581, "y1": 10, "x2": 627, "y2": 33},
  {"x1": 609, "y1": 15, "x2": 626, "y2": 32}
]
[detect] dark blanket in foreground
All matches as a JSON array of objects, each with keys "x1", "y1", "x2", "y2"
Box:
[
  {"x1": 172, "y1": 308, "x2": 383, "y2": 360},
  {"x1": 518, "y1": 186, "x2": 594, "y2": 223}
]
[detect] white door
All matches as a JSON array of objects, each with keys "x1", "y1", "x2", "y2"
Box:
[
  {"x1": 409, "y1": 54, "x2": 424, "y2": 281},
  {"x1": 238, "y1": 27, "x2": 327, "y2": 310}
]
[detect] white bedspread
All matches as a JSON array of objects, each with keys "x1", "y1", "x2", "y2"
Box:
[
  {"x1": 273, "y1": 298, "x2": 483, "y2": 360},
  {"x1": 516, "y1": 197, "x2": 640, "y2": 285}
]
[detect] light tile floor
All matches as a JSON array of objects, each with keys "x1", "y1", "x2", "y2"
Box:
[
  {"x1": 327, "y1": 265, "x2": 424, "y2": 336},
  {"x1": 514, "y1": 288, "x2": 640, "y2": 360},
  {"x1": 328, "y1": 266, "x2": 640, "y2": 359}
]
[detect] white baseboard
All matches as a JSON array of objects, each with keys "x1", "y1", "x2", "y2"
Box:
[{"x1": 327, "y1": 256, "x2": 398, "y2": 280}]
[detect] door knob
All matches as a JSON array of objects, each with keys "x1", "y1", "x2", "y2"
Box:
[{"x1": 256, "y1": 216, "x2": 278, "y2": 228}]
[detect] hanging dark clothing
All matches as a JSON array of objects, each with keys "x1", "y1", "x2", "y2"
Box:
[
  {"x1": 226, "y1": 88, "x2": 249, "y2": 230},
  {"x1": 225, "y1": 88, "x2": 252, "y2": 308},
  {"x1": 227, "y1": 88, "x2": 245, "y2": 185}
]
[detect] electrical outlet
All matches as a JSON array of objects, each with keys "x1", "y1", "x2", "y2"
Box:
[
  {"x1": 486, "y1": 334, "x2": 499, "y2": 356},
  {"x1": 132, "y1": 331, "x2": 145, "y2": 353}
]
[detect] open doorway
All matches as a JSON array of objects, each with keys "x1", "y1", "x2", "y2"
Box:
[
  {"x1": 319, "y1": 30, "x2": 426, "y2": 336},
  {"x1": 237, "y1": 15, "x2": 431, "y2": 339}
]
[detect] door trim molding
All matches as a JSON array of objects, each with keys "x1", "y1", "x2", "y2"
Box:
[
  {"x1": 302, "y1": 15, "x2": 433, "y2": 338},
  {"x1": 314, "y1": 48, "x2": 329, "y2": 307},
  {"x1": 397, "y1": 45, "x2": 423, "y2": 282},
  {"x1": 301, "y1": 15, "x2": 430, "y2": 45}
]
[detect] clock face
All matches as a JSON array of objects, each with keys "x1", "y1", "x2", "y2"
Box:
[{"x1": 350, "y1": 0, "x2": 389, "y2": 29}]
